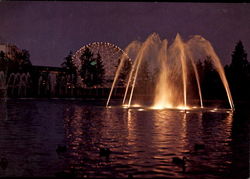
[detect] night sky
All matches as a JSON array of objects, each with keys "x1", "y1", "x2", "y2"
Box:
[{"x1": 0, "y1": 2, "x2": 249, "y2": 67}]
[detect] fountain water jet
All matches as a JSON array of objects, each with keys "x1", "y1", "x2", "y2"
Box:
[
  {"x1": 186, "y1": 35, "x2": 234, "y2": 109},
  {"x1": 107, "y1": 33, "x2": 234, "y2": 110},
  {"x1": 0, "y1": 71, "x2": 7, "y2": 101},
  {"x1": 175, "y1": 34, "x2": 188, "y2": 109},
  {"x1": 106, "y1": 41, "x2": 141, "y2": 107},
  {"x1": 125, "y1": 33, "x2": 162, "y2": 107}
]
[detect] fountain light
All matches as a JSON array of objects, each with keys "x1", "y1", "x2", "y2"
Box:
[
  {"x1": 176, "y1": 106, "x2": 190, "y2": 110},
  {"x1": 131, "y1": 104, "x2": 141, "y2": 108},
  {"x1": 122, "y1": 104, "x2": 129, "y2": 108},
  {"x1": 100, "y1": 33, "x2": 234, "y2": 111},
  {"x1": 150, "y1": 106, "x2": 164, "y2": 110}
]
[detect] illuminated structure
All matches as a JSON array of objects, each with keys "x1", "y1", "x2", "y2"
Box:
[{"x1": 73, "y1": 42, "x2": 132, "y2": 87}]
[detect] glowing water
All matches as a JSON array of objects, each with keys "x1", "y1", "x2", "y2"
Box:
[
  {"x1": 186, "y1": 35, "x2": 234, "y2": 109},
  {"x1": 128, "y1": 36, "x2": 155, "y2": 107},
  {"x1": 106, "y1": 41, "x2": 141, "y2": 107},
  {"x1": 189, "y1": 54, "x2": 203, "y2": 108},
  {"x1": 175, "y1": 34, "x2": 188, "y2": 109},
  {"x1": 125, "y1": 33, "x2": 162, "y2": 107},
  {"x1": 153, "y1": 39, "x2": 173, "y2": 108},
  {"x1": 107, "y1": 33, "x2": 234, "y2": 110}
]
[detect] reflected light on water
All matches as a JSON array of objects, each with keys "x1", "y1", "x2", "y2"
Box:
[
  {"x1": 226, "y1": 111, "x2": 233, "y2": 126},
  {"x1": 0, "y1": 100, "x2": 247, "y2": 178}
]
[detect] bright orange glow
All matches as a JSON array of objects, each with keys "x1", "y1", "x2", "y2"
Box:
[
  {"x1": 131, "y1": 104, "x2": 141, "y2": 108},
  {"x1": 150, "y1": 105, "x2": 165, "y2": 110},
  {"x1": 150, "y1": 103, "x2": 173, "y2": 110},
  {"x1": 176, "y1": 105, "x2": 190, "y2": 110},
  {"x1": 122, "y1": 104, "x2": 129, "y2": 108},
  {"x1": 150, "y1": 104, "x2": 190, "y2": 110}
]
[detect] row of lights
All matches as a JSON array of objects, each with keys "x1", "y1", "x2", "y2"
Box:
[{"x1": 72, "y1": 42, "x2": 132, "y2": 63}]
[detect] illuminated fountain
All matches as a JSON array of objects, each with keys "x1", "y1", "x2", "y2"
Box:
[
  {"x1": 0, "y1": 71, "x2": 7, "y2": 101},
  {"x1": 7, "y1": 72, "x2": 31, "y2": 97},
  {"x1": 106, "y1": 33, "x2": 234, "y2": 111}
]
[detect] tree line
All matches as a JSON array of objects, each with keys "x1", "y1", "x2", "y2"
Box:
[
  {"x1": 0, "y1": 41, "x2": 249, "y2": 102},
  {"x1": 61, "y1": 41, "x2": 250, "y2": 101},
  {"x1": 196, "y1": 41, "x2": 250, "y2": 101},
  {"x1": 0, "y1": 49, "x2": 32, "y2": 74}
]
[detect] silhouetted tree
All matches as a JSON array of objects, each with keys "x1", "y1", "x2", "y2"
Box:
[
  {"x1": 118, "y1": 58, "x2": 132, "y2": 86},
  {"x1": 61, "y1": 51, "x2": 77, "y2": 87},
  {"x1": 231, "y1": 41, "x2": 248, "y2": 71},
  {"x1": 225, "y1": 41, "x2": 250, "y2": 100},
  {"x1": 61, "y1": 51, "x2": 76, "y2": 72},
  {"x1": 20, "y1": 49, "x2": 32, "y2": 72},
  {"x1": 136, "y1": 60, "x2": 150, "y2": 94},
  {"x1": 94, "y1": 53, "x2": 105, "y2": 85},
  {"x1": 11, "y1": 49, "x2": 32, "y2": 72},
  {"x1": 0, "y1": 51, "x2": 9, "y2": 72},
  {"x1": 197, "y1": 56, "x2": 226, "y2": 100},
  {"x1": 79, "y1": 48, "x2": 105, "y2": 87}
]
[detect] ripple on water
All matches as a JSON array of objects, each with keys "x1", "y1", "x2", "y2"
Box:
[{"x1": 0, "y1": 99, "x2": 248, "y2": 178}]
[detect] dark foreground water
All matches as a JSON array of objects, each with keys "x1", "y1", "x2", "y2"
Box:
[{"x1": 0, "y1": 99, "x2": 249, "y2": 178}]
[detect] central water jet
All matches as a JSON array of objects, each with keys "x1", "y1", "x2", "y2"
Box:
[{"x1": 106, "y1": 33, "x2": 234, "y2": 110}]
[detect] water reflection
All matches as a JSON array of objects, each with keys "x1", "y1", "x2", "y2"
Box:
[
  {"x1": 0, "y1": 100, "x2": 66, "y2": 177},
  {"x1": 63, "y1": 105, "x2": 238, "y2": 178},
  {"x1": 0, "y1": 101, "x2": 7, "y2": 120},
  {"x1": 0, "y1": 100, "x2": 248, "y2": 178}
]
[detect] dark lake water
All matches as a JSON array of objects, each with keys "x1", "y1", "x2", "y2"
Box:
[{"x1": 0, "y1": 99, "x2": 249, "y2": 178}]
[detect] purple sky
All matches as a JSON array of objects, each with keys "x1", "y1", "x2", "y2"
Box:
[{"x1": 0, "y1": 2, "x2": 249, "y2": 67}]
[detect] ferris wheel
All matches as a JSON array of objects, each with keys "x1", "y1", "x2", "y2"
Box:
[{"x1": 72, "y1": 42, "x2": 132, "y2": 86}]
